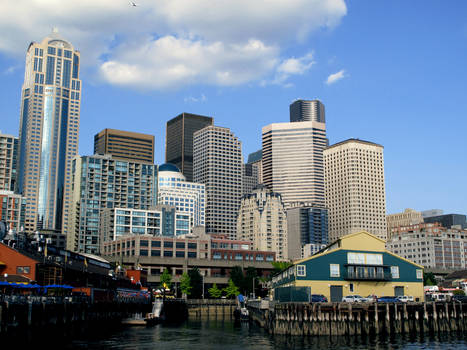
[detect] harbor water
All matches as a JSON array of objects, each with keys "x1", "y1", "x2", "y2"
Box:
[{"x1": 2, "y1": 317, "x2": 467, "y2": 349}]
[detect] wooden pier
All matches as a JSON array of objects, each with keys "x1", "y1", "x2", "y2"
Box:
[{"x1": 248, "y1": 301, "x2": 467, "y2": 336}]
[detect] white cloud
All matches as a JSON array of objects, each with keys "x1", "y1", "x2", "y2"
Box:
[
  {"x1": 325, "y1": 69, "x2": 346, "y2": 85},
  {"x1": 0, "y1": 0, "x2": 347, "y2": 90},
  {"x1": 184, "y1": 94, "x2": 207, "y2": 103},
  {"x1": 271, "y1": 52, "x2": 315, "y2": 86}
]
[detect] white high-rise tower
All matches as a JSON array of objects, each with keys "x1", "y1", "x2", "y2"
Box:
[{"x1": 17, "y1": 29, "x2": 81, "y2": 233}]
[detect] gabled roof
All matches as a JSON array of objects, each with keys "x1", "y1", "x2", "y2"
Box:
[{"x1": 293, "y1": 231, "x2": 424, "y2": 268}]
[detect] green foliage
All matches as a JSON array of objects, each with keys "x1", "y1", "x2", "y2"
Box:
[
  {"x1": 180, "y1": 272, "x2": 192, "y2": 297},
  {"x1": 271, "y1": 261, "x2": 293, "y2": 274},
  {"x1": 453, "y1": 289, "x2": 466, "y2": 296},
  {"x1": 160, "y1": 268, "x2": 172, "y2": 289},
  {"x1": 223, "y1": 279, "x2": 240, "y2": 299},
  {"x1": 423, "y1": 272, "x2": 437, "y2": 286},
  {"x1": 188, "y1": 267, "x2": 203, "y2": 299},
  {"x1": 229, "y1": 266, "x2": 245, "y2": 293},
  {"x1": 208, "y1": 283, "x2": 222, "y2": 298}
]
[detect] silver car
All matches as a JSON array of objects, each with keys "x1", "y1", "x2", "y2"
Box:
[{"x1": 342, "y1": 295, "x2": 365, "y2": 303}]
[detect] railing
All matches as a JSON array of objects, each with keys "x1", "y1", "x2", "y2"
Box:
[{"x1": 344, "y1": 271, "x2": 392, "y2": 281}]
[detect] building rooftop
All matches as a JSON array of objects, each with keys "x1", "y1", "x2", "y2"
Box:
[
  {"x1": 158, "y1": 163, "x2": 181, "y2": 173},
  {"x1": 326, "y1": 138, "x2": 383, "y2": 150}
]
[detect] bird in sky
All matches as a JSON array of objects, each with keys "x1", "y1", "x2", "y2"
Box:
[{"x1": 129, "y1": 1, "x2": 138, "y2": 7}]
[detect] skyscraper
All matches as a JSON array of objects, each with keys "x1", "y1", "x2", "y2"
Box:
[
  {"x1": 324, "y1": 139, "x2": 387, "y2": 241},
  {"x1": 67, "y1": 154, "x2": 158, "y2": 254},
  {"x1": 157, "y1": 163, "x2": 206, "y2": 231},
  {"x1": 166, "y1": 113, "x2": 213, "y2": 181},
  {"x1": 287, "y1": 205, "x2": 328, "y2": 260},
  {"x1": 94, "y1": 128, "x2": 155, "y2": 163},
  {"x1": 0, "y1": 133, "x2": 18, "y2": 192},
  {"x1": 290, "y1": 99, "x2": 325, "y2": 123},
  {"x1": 193, "y1": 125, "x2": 242, "y2": 238},
  {"x1": 17, "y1": 29, "x2": 81, "y2": 233},
  {"x1": 237, "y1": 185, "x2": 288, "y2": 260},
  {"x1": 262, "y1": 121, "x2": 327, "y2": 207}
]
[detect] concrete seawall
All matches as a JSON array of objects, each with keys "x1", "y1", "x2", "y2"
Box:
[
  {"x1": 248, "y1": 301, "x2": 467, "y2": 336},
  {"x1": 186, "y1": 299, "x2": 236, "y2": 318}
]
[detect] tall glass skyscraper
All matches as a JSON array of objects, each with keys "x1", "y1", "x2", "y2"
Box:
[
  {"x1": 166, "y1": 113, "x2": 213, "y2": 182},
  {"x1": 17, "y1": 29, "x2": 81, "y2": 233},
  {"x1": 290, "y1": 99, "x2": 325, "y2": 123}
]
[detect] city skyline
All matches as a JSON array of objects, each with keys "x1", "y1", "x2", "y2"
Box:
[{"x1": 0, "y1": 1, "x2": 466, "y2": 216}]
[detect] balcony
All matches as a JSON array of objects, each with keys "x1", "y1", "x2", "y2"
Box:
[{"x1": 344, "y1": 265, "x2": 392, "y2": 281}]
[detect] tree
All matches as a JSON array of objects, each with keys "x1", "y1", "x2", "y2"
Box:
[
  {"x1": 229, "y1": 266, "x2": 245, "y2": 293},
  {"x1": 271, "y1": 261, "x2": 293, "y2": 274},
  {"x1": 188, "y1": 267, "x2": 203, "y2": 299},
  {"x1": 160, "y1": 268, "x2": 172, "y2": 290},
  {"x1": 423, "y1": 272, "x2": 437, "y2": 286},
  {"x1": 180, "y1": 272, "x2": 192, "y2": 298},
  {"x1": 453, "y1": 289, "x2": 465, "y2": 296},
  {"x1": 208, "y1": 283, "x2": 222, "y2": 298},
  {"x1": 224, "y1": 279, "x2": 240, "y2": 299}
]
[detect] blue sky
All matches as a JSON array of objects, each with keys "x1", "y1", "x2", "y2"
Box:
[{"x1": 0, "y1": 1, "x2": 466, "y2": 216}]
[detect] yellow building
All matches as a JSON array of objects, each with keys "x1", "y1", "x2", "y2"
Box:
[{"x1": 271, "y1": 231, "x2": 424, "y2": 302}]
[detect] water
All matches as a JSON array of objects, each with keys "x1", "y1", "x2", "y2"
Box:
[{"x1": 3, "y1": 318, "x2": 467, "y2": 349}]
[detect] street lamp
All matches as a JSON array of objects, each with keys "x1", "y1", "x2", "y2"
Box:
[{"x1": 201, "y1": 271, "x2": 205, "y2": 300}]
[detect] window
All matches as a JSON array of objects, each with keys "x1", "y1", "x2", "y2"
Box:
[
  {"x1": 151, "y1": 250, "x2": 160, "y2": 257},
  {"x1": 151, "y1": 241, "x2": 161, "y2": 248},
  {"x1": 330, "y1": 264, "x2": 340, "y2": 277},
  {"x1": 140, "y1": 249, "x2": 148, "y2": 256},
  {"x1": 416, "y1": 269, "x2": 423, "y2": 279},
  {"x1": 391, "y1": 266, "x2": 399, "y2": 279},
  {"x1": 347, "y1": 252, "x2": 365, "y2": 264},
  {"x1": 297, "y1": 265, "x2": 306, "y2": 277},
  {"x1": 176, "y1": 251, "x2": 185, "y2": 258},
  {"x1": 349, "y1": 283, "x2": 354, "y2": 292}
]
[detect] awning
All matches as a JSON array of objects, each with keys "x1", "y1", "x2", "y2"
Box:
[{"x1": 0, "y1": 261, "x2": 6, "y2": 266}]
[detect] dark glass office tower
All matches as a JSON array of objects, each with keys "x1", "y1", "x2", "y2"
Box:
[
  {"x1": 165, "y1": 113, "x2": 213, "y2": 181},
  {"x1": 290, "y1": 99, "x2": 325, "y2": 123}
]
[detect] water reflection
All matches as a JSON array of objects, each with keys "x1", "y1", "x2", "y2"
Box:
[{"x1": 2, "y1": 317, "x2": 466, "y2": 350}]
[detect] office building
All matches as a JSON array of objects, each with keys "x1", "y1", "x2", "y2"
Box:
[
  {"x1": 423, "y1": 213, "x2": 467, "y2": 229},
  {"x1": 324, "y1": 139, "x2": 387, "y2": 242},
  {"x1": 193, "y1": 125, "x2": 242, "y2": 239},
  {"x1": 67, "y1": 154, "x2": 157, "y2": 254},
  {"x1": 100, "y1": 205, "x2": 190, "y2": 245},
  {"x1": 166, "y1": 113, "x2": 213, "y2": 181},
  {"x1": 94, "y1": 128, "x2": 155, "y2": 163},
  {"x1": 386, "y1": 208, "x2": 423, "y2": 239},
  {"x1": 0, "y1": 133, "x2": 18, "y2": 192},
  {"x1": 237, "y1": 185, "x2": 288, "y2": 260},
  {"x1": 0, "y1": 190, "x2": 26, "y2": 232},
  {"x1": 247, "y1": 149, "x2": 263, "y2": 185},
  {"x1": 387, "y1": 222, "x2": 467, "y2": 269},
  {"x1": 421, "y1": 209, "x2": 443, "y2": 218},
  {"x1": 242, "y1": 163, "x2": 259, "y2": 196},
  {"x1": 287, "y1": 204, "x2": 328, "y2": 260},
  {"x1": 262, "y1": 121, "x2": 327, "y2": 207},
  {"x1": 16, "y1": 29, "x2": 81, "y2": 233},
  {"x1": 290, "y1": 99, "x2": 325, "y2": 123},
  {"x1": 157, "y1": 163, "x2": 205, "y2": 231}
]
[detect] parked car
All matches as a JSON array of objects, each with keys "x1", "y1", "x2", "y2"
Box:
[
  {"x1": 362, "y1": 294, "x2": 378, "y2": 303},
  {"x1": 342, "y1": 295, "x2": 365, "y2": 303},
  {"x1": 311, "y1": 294, "x2": 328, "y2": 302},
  {"x1": 397, "y1": 295, "x2": 414, "y2": 303},
  {"x1": 377, "y1": 296, "x2": 399, "y2": 303}
]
